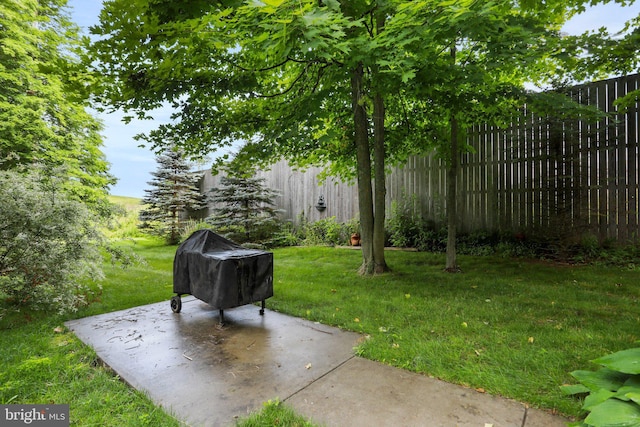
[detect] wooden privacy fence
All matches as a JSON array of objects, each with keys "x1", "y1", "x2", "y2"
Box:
[
  {"x1": 460, "y1": 73, "x2": 639, "y2": 243},
  {"x1": 199, "y1": 73, "x2": 640, "y2": 244}
]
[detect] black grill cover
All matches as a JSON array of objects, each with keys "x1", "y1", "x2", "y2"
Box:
[{"x1": 173, "y1": 230, "x2": 273, "y2": 310}]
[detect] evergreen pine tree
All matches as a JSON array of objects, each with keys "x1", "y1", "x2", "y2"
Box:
[
  {"x1": 207, "y1": 173, "x2": 282, "y2": 244},
  {"x1": 139, "y1": 148, "x2": 206, "y2": 244}
]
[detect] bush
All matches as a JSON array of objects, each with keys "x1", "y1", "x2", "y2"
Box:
[
  {"x1": 386, "y1": 195, "x2": 422, "y2": 248},
  {"x1": 383, "y1": 198, "x2": 639, "y2": 266},
  {"x1": 269, "y1": 214, "x2": 357, "y2": 247},
  {"x1": 302, "y1": 217, "x2": 348, "y2": 245},
  {"x1": 386, "y1": 195, "x2": 447, "y2": 251},
  {"x1": 268, "y1": 222, "x2": 302, "y2": 247},
  {"x1": 0, "y1": 170, "x2": 104, "y2": 314},
  {"x1": 561, "y1": 347, "x2": 640, "y2": 427}
]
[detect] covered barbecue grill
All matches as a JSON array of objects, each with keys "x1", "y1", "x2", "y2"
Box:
[{"x1": 171, "y1": 230, "x2": 273, "y2": 323}]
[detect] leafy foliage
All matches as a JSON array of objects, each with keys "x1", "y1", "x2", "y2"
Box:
[
  {"x1": 102, "y1": 196, "x2": 147, "y2": 240},
  {"x1": 206, "y1": 174, "x2": 282, "y2": 244},
  {"x1": 139, "y1": 147, "x2": 206, "y2": 244},
  {"x1": 562, "y1": 10, "x2": 640, "y2": 111},
  {"x1": 383, "y1": 191, "x2": 640, "y2": 264},
  {"x1": 179, "y1": 219, "x2": 213, "y2": 243},
  {"x1": 386, "y1": 193, "x2": 440, "y2": 250},
  {"x1": 88, "y1": 0, "x2": 590, "y2": 274},
  {"x1": 0, "y1": 0, "x2": 114, "y2": 214},
  {"x1": 300, "y1": 216, "x2": 351, "y2": 246},
  {"x1": 562, "y1": 348, "x2": 640, "y2": 427},
  {"x1": 0, "y1": 170, "x2": 103, "y2": 315}
]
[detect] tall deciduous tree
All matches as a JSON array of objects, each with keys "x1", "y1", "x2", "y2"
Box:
[
  {"x1": 139, "y1": 147, "x2": 206, "y2": 244},
  {"x1": 379, "y1": 0, "x2": 578, "y2": 271},
  {"x1": 0, "y1": 0, "x2": 115, "y2": 213},
  {"x1": 90, "y1": 0, "x2": 397, "y2": 274},
  {"x1": 89, "y1": 0, "x2": 588, "y2": 273}
]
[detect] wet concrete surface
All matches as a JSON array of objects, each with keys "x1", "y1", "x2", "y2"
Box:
[
  {"x1": 287, "y1": 357, "x2": 568, "y2": 427},
  {"x1": 66, "y1": 298, "x2": 570, "y2": 427},
  {"x1": 66, "y1": 297, "x2": 360, "y2": 426}
]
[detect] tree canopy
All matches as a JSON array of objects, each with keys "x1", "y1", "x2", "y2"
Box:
[
  {"x1": 88, "y1": 0, "x2": 637, "y2": 272},
  {"x1": 0, "y1": 0, "x2": 114, "y2": 213},
  {"x1": 563, "y1": 3, "x2": 640, "y2": 110}
]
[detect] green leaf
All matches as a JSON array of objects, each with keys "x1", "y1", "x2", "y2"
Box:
[
  {"x1": 571, "y1": 369, "x2": 630, "y2": 393},
  {"x1": 594, "y1": 349, "x2": 640, "y2": 375},
  {"x1": 401, "y1": 69, "x2": 416, "y2": 83},
  {"x1": 615, "y1": 377, "x2": 640, "y2": 401},
  {"x1": 438, "y1": 0, "x2": 461, "y2": 6},
  {"x1": 561, "y1": 383, "x2": 591, "y2": 396},
  {"x1": 584, "y1": 399, "x2": 640, "y2": 427},
  {"x1": 583, "y1": 389, "x2": 616, "y2": 411},
  {"x1": 628, "y1": 393, "x2": 640, "y2": 406}
]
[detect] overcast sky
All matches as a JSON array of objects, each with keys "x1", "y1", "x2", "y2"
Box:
[{"x1": 66, "y1": 0, "x2": 640, "y2": 198}]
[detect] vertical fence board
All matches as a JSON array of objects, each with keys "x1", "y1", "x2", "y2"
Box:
[
  {"x1": 627, "y1": 75, "x2": 639, "y2": 239},
  {"x1": 576, "y1": 85, "x2": 590, "y2": 235},
  {"x1": 540, "y1": 117, "x2": 550, "y2": 231},
  {"x1": 532, "y1": 114, "x2": 541, "y2": 231},
  {"x1": 505, "y1": 122, "x2": 514, "y2": 230},
  {"x1": 480, "y1": 124, "x2": 489, "y2": 229},
  {"x1": 595, "y1": 81, "x2": 609, "y2": 239},
  {"x1": 616, "y1": 77, "x2": 628, "y2": 240},
  {"x1": 605, "y1": 79, "x2": 619, "y2": 239},
  {"x1": 586, "y1": 84, "x2": 599, "y2": 234}
]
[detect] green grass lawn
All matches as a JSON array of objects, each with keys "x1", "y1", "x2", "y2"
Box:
[
  {"x1": 1, "y1": 238, "x2": 638, "y2": 425},
  {"x1": 271, "y1": 247, "x2": 639, "y2": 417}
]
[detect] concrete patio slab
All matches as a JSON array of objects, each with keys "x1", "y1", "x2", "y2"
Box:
[
  {"x1": 286, "y1": 357, "x2": 569, "y2": 427},
  {"x1": 65, "y1": 297, "x2": 361, "y2": 426},
  {"x1": 66, "y1": 299, "x2": 571, "y2": 427}
]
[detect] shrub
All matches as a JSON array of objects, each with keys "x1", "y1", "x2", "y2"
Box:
[
  {"x1": 276, "y1": 214, "x2": 355, "y2": 247},
  {"x1": 386, "y1": 194, "x2": 446, "y2": 251},
  {"x1": 414, "y1": 227, "x2": 448, "y2": 252},
  {"x1": 301, "y1": 216, "x2": 350, "y2": 246},
  {"x1": 268, "y1": 222, "x2": 301, "y2": 247},
  {"x1": 0, "y1": 171, "x2": 104, "y2": 314},
  {"x1": 561, "y1": 347, "x2": 640, "y2": 427},
  {"x1": 456, "y1": 231, "x2": 498, "y2": 256},
  {"x1": 386, "y1": 195, "x2": 422, "y2": 248}
]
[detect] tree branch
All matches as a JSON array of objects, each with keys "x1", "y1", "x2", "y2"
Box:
[
  {"x1": 311, "y1": 63, "x2": 332, "y2": 93},
  {"x1": 230, "y1": 57, "x2": 291, "y2": 73}
]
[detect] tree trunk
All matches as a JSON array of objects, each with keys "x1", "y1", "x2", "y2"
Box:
[
  {"x1": 351, "y1": 62, "x2": 375, "y2": 275},
  {"x1": 373, "y1": 91, "x2": 388, "y2": 274},
  {"x1": 170, "y1": 207, "x2": 179, "y2": 245},
  {"x1": 372, "y1": 8, "x2": 388, "y2": 274},
  {"x1": 445, "y1": 44, "x2": 460, "y2": 273},
  {"x1": 445, "y1": 113, "x2": 460, "y2": 272}
]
